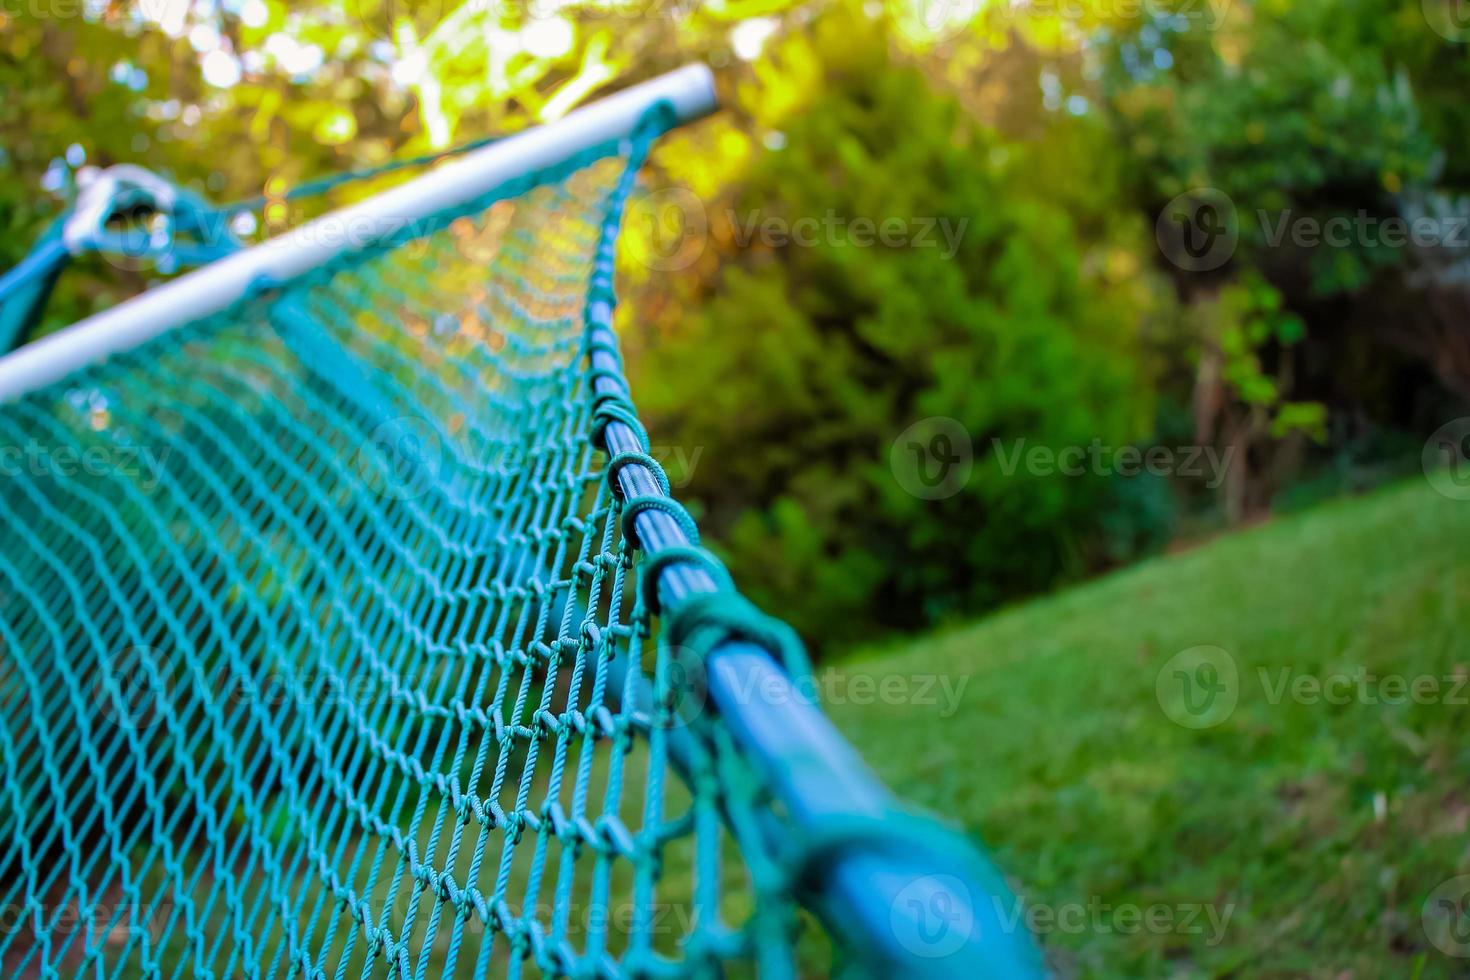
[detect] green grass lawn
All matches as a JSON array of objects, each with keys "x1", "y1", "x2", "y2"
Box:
[{"x1": 824, "y1": 477, "x2": 1470, "y2": 978}]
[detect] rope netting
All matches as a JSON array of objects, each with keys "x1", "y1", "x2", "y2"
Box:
[{"x1": 0, "y1": 115, "x2": 815, "y2": 978}]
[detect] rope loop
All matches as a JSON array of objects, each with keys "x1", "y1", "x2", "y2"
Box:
[
  {"x1": 591, "y1": 396, "x2": 649, "y2": 453},
  {"x1": 587, "y1": 365, "x2": 627, "y2": 392},
  {"x1": 621, "y1": 494, "x2": 700, "y2": 550},
  {"x1": 586, "y1": 333, "x2": 624, "y2": 367},
  {"x1": 587, "y1": 272, "x2": 616, "y2": 308},
  {"x1": 605, "y1": 449, "x2": 671, "y2": 497},
  {"x1": 661, "y1": 589, "x2": 812, "y2": 684},
  {"x1": 638, "y1": 545, "x2": 732, "y2": 615}
]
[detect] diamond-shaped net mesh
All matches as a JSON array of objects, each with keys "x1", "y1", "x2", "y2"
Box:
[{"x1": 0, "y1": 123, "x2": 805, "y2": 978}]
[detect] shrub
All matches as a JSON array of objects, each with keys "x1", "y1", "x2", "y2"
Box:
[{"x1": 629, "y1": 15, "x2": 1154, "y2": 646}]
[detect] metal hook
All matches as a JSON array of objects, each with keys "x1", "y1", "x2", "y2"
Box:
[{"x1": 62, "y1": 164, "x2": 180, "y2": 255}]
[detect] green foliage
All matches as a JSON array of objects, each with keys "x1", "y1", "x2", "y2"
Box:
[
  {"x1": 1217, "y1": 274, "x2": 1325, "y2": 439},
  {"x1": 630, "y1": 14, "x2": 1153, "y2": 645},
  {"x1": 0, "y1": 0, "x2": 806, "y2": 337},
  {"x1": 1101, "y1": 0, "x2": 1442, "y2": 294},
  {"x1": 829, "y1": 477, "x2": 1470, "y2": 976},
  {"x1": 3, "y1": 0, "x2": 1465, "y2": 650},
  {"x1": 1087, "y1": 0, "x2": 1469, "y2": 523}
]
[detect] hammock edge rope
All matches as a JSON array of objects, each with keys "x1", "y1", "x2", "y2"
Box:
[{"x1": 0, "y1": 63, "x2": 1043, "y2": 979}]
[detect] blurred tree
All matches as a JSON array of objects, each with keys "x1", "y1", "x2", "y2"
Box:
[
  {"x1": 0, "y1": 0, "x2": 800, "y2": 337},
  {"x1": 1091, "y1": 0, "x2": 1465, "y2": 515},
  {"x1": 3, "y1": 0, "x2": 1466, "y2": 648},
  {"x1": 626, "y1": 10, "x2": 1154, "y2": 645}
]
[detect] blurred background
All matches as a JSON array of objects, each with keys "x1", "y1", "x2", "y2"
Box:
[{"x1": 3, "y1": 0, "x2": 1469, "y2": 974}]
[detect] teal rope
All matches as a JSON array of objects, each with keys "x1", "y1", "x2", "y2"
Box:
[
  {"x1": 0, "y1": 219, "x2": 69, "y2": 353},
  {"x1": 217, "y1": 134, "x2": 504, "y2": 213},
  {"x1": 0, "y1": 130, "x2": 505, "y2": 350},
  {"x1": 0, "y1": 92, "x2": 1038, "y2": 980}
]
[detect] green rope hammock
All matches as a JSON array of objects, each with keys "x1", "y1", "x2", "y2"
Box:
[{"x1": 0, "y1": 77, "x2": 1041, "y2": 980}]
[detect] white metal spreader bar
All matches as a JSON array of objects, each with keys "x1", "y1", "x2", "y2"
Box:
[{"x1": 0, "y1": 63, "x2": 717, "y2": 402}]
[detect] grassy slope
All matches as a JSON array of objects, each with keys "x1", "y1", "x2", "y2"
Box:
[{"x1": 824, "y1": 478, "x2": 1470, "y2": 978}]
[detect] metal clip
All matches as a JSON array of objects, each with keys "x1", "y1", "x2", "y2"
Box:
[{"x1": 62, "y1": 164, "x2": 179, "y2": 255}]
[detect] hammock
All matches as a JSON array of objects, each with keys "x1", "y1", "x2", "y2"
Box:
[{"x1": 0, "y1": 66, "x2": 1039, "y2": 979}]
